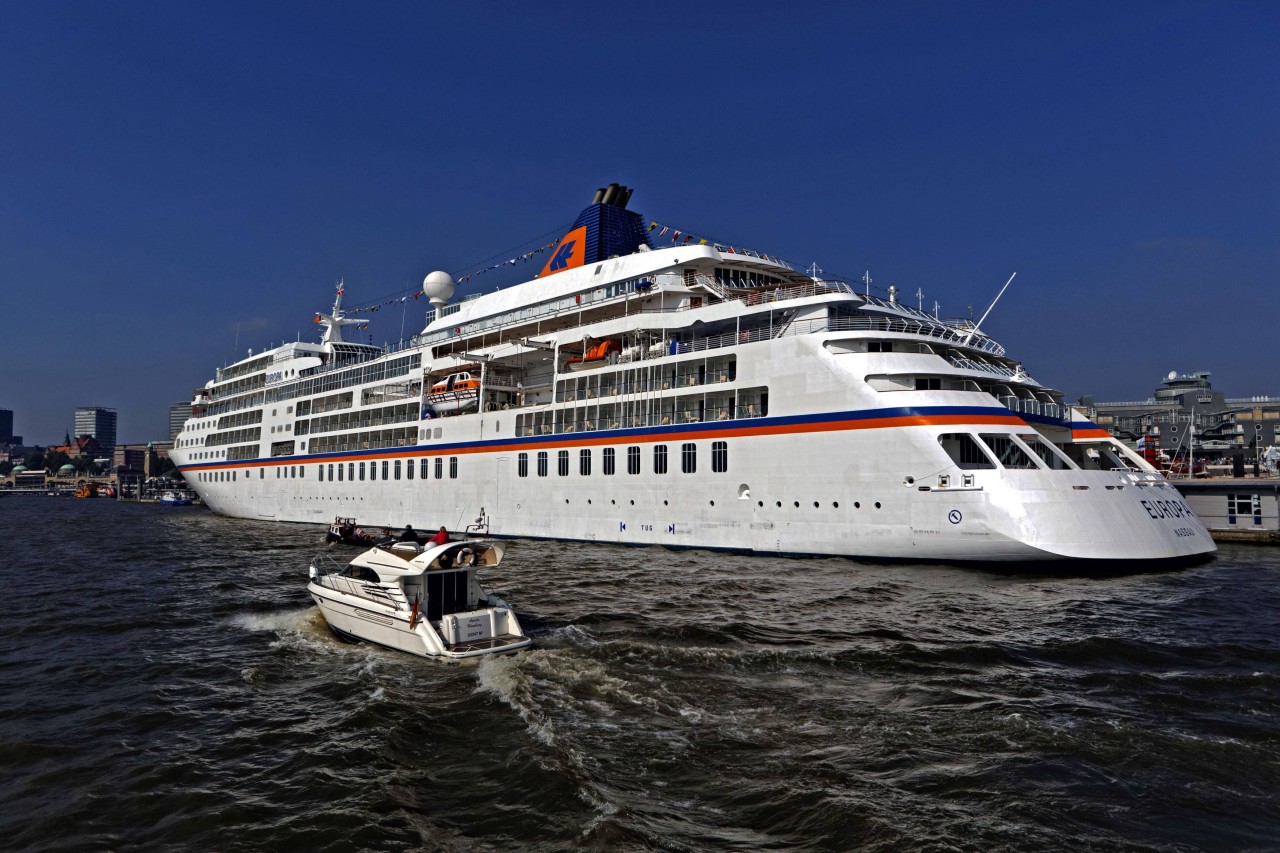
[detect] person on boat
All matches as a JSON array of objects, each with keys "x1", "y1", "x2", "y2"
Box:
[
  {"x1": 427, "y1": 526, "x2": 449, "y2": 547},
  {"x1": 399, "y1": 524, "x2": 417, "y2": 542}
]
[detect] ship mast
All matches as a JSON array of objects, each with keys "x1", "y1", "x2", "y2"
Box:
[{"x1": 314, "y1": 281, "x2": 364, "y2": 346}]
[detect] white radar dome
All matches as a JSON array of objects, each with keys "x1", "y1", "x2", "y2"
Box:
[{"x1": 423, "y1": 271, "x2": 455, "y2": 307}]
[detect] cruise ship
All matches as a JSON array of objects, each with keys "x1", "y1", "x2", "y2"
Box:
[{"x1": 171, "y1": 185, "x2": 1215, "y2": 564}]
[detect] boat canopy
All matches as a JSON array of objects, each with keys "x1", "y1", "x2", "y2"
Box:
[{"x1": 353, "y1": 540, "x2": 507, "y2": 579}]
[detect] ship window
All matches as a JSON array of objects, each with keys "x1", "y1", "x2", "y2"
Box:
[
  {"x1": 405, "y1": 459, "x2": 412, "y2": 480},
  {"x1": 627, "y1": 446, "x2": 640, "y2": 475},
  {"x1": 537, "y1": 451, "x2": 548, "y2": 477},
  {"x1": 868, "y1": 342, "x2": 894, "y2": 353},
  {"x1": 681, "y1": 443, "x2": 696, "y2": 473},
  {"x1": 359, "y1": 462, "x2": 366, "y2": 480},
  {"x1": 421, "y1": 459, "x2": 429, "y2": 479},
  {"x1": 939, "y1": 433, "x2": 996, "y2": 470},
  {"x1": 394, "y1": 460, "x2": 401, "y2": 480},
  {"x1": 979, "y1": 434, "x2": 1039, "y2": 469},
  {"x1": 318, "y1": 465, "x2": 323, "y2": 481},
  {"x1": 603, "y1": 447, "x2": 615, "y2": 475},
  {"x1": 1018, "y1": 434, "x2": 1075, "y2": 470},
  {"x1": 436, "y1": 457, "x2": 444, "y2": 479},
  {"x1": 518, "y1": 452, "x2": 528, "y2": 477},
  {"x1": 915, "y1": 377, "x2": 942, "y2": 391},
  {"x1": 712, "y1": 440, "x2": 728, "y2": 472},
  {"x1": 299, "y1": 465, "x2": 304, "y2": 478},
  {"x1": 370, "y1": 461, "x2": 377, "y2": 481},
  {"x1": 348, "y1": 463, "x2": 354, "y2": 480},
  {"x1": 338, "y1": 464, "x2": 344, "y2": 481},
  {"x1": 580, "y1": 448, "x2": 591, "y2": 476},
  {"x1": 558, "y1": 450, "x2": 569, "y2": 476},
  {"x1": 654, "y1": 444, "x2": 668, "y2": 474},
  {"x1": 328, "y1": 464, "x2": 334, "y2": 480},
  {"x1": 383, "y1": 460, "x2": 390, "y2": 480},
  {"x1": 450, "y1": 457, "x2": 458, "y2": 479}
]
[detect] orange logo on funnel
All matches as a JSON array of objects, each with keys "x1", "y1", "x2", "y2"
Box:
[{"x1": 538, "y1": 226, "x2": 587, "y2": 278}]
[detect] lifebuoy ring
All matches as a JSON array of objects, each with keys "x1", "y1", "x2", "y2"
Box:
[{"x1": 458, "y1": 548, "x2": 476, "y2": 567}]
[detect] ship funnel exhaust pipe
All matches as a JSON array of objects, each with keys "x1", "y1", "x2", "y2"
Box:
[{"x1": 593, "y1": 183, "x2": 632, "y2": 208}]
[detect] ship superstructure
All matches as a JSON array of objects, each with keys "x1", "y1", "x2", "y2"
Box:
[{"x1": 171, "y1": 186, "x2": 1214, "y2": 563}]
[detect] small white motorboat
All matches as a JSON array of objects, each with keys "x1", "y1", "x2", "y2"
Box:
[{"x1": 307, "y1": 538, "x2": 531, "y2": 659}]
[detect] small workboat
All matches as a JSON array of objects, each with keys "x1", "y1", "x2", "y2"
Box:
[
  {"x1": 425, "y1": 371, "x2": 480, "y2": 415},
  {"x1": 307, "y1": 538, "x2": 531, "y2": 659},
  {"x1": 159, "y1": 490, "x2": 193, "y2": 506},
  {"x1": 325, "y1": 516, "x2": 395, "y2": 546}
]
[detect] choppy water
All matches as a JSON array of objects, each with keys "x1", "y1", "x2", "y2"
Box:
[{"x1": 1, "y1": 497, "x2": 1277, "y2": 852}]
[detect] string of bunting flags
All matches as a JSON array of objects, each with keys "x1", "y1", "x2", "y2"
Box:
[
  {"x1": 312, "y1": 239, "x2": 562, "y2": 322},
  {"x1": 454, "y1": 239, "x2": 559, "y2": 284},
  {"x1": 311, "y1": 220, "x2": 794, "y2": 323},
  {"x1": 646, "y1": 220, "x2": 786, "y2": 266}
]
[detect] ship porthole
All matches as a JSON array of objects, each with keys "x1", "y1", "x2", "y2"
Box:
[
  {"x1": 663, "y1": 500, "x2": 669, "y2": 506},
  {"x1": 854, "y1": 502, "x2": 861, "y2": 509},
  {"x1": 833, "y1": 502, "x2": 839, "y2": 508},
  {"x1": 709, "y1": 500, "x2": 715, "y2": 507},
  {"x1": 875, "y1": 502, "x2": 882, "y2": 509}
]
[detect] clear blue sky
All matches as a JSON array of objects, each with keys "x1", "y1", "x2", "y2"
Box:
[{"x1": 2, "y1": 1, "x2": 1276, "y2": 444}]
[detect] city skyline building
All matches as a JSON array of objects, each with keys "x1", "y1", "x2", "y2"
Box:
[
  {"x1": 74, "y1": 407, "x2": 117, "y2": 452},
  {"x1": 168, "y1": 402, "x2": 190, "y2": 441},
  {"x1": 0, "y1": 408, "x2": 13, "y2": 443}
]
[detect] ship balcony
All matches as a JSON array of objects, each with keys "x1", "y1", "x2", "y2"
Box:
[{"x1": 997, "y1": 395, "x2": 1065, "y2": 421}]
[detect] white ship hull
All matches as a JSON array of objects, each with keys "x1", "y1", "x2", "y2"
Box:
[{"x1": 171, "y1": 186, "x2": 1214, "y2": 565}]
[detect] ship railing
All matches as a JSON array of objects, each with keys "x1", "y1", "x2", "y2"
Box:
[
  {"x1": 663, "y1": 315, "x2": 1007, "y2": 358},
  {"x1": 523, "y1": 403, "x2": 764, "y2": 436},
  {"x1": 312, "y1": 556, "x2": 410, "y2": 610},
  {"x1": 996, "y1": 397, "x2": 1065, "y2": 420},
  {"x1": 950, "y1": 355, "x2": 1025, "y2": 379}
]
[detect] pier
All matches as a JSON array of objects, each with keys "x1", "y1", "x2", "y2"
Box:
[{"x1": 1173, "y1": 478, "x2": 1280, "y2": 544}]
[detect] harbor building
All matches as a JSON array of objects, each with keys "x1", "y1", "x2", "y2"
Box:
[
  {"x1": 0, "y1": 408, "x2": 13, "y2": 443},
  {"x1": 1080, "y1": 371, "x2": 1280, "y2": 455},
  {"x1": 74, "y1": 407, "x2": 117, "y2": 453},
  {"x1": 1081, "y1": 372, "x2": 1280, "y2": 542}
]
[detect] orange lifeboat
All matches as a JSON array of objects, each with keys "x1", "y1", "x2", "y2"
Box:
[
  {"x1": 565, "y1": 339, "x2": 620, "y2": 367},
  {"x1": 426, "y1": 372, "x2": 480, "y2": 414}
]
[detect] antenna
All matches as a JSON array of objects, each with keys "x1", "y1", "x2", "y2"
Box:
[
  {"x1": 962, "y1": 272, "x2": 1017, "y2": 346},
  {"x1": 862, "y1": 270, "x2": 872, "y2": 296},
  {"x1": 807, "y1": 261, "x2": 823, "y2": 279},
  {"x1": 916, "y1": 288, "x2": 924, "y2": 311}
]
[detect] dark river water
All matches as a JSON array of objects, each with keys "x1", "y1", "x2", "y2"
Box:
[{"x1": 1, "y1": 496, "x2": 1277, "y2": 852}]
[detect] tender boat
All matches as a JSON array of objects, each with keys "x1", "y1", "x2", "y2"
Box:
[
  {"x1": 307, "y1": 538, "x2": 531, "y2": 659},
  {"x1": 325, "y1": 516, "x2": 396, "y2": 546},
  {"x1": 424, "y1": 371, "x2": 480, "y2": 415},
  {"x1": 159, "y1": 490, "x2": 193, "y2": 506}
]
